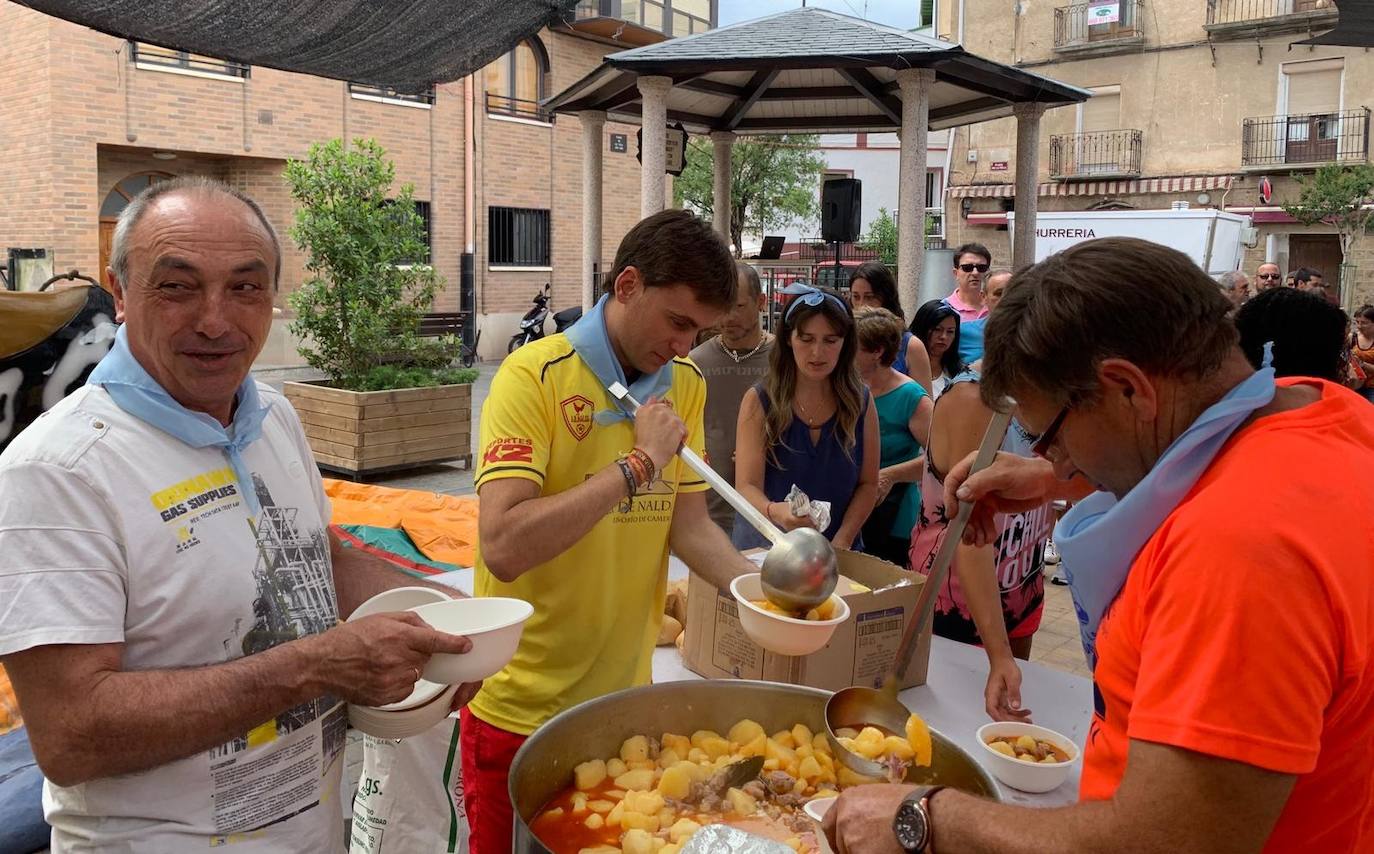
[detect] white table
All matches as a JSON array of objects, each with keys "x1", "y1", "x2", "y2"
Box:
[{"x1": 432, "y1": 558, "x2": 1093, "y2": 807}]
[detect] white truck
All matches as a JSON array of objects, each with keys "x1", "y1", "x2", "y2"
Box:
[{"x1": 1007, "y1": 208, "x2": 1256, "y2": 276}]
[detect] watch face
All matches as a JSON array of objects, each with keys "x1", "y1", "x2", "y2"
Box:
[{"x1": 893, "y1": 800, "x2": 928, "y2": 851}]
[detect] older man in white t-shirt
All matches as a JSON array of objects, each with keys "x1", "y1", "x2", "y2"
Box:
[{"x1": 0, "y1": 177, "x2": 477, "y2": 853}]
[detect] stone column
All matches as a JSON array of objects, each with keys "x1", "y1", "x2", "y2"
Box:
[
  {"x1": 710, "y1": 131, "x2": 735, "y2": 246},
  {"x1": 895, "y1": 69, "x2": 935, "y2": 319},
  {"x1": 638, "y1": 76, "x2": 672, "y2": 218},
  {"x1": 580, "y1": 111, "x2": 606, "y2": 311},
  {"x1": 1012, "y1": 102, "x2": 1048, "y2": 271}
]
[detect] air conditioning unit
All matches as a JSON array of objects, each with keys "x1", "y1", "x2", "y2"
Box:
[{"x1": 1241, "y1": 226, "x2": 1260, "y2": 248}]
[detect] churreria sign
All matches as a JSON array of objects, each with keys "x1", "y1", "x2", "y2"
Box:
[{"x1": 1036, "y1": 228, "x2": 1097, "y2": 239}]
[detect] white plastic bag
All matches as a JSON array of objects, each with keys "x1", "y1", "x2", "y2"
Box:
[{"x1": 350, "y1": 716, "x2": 469, "y2": 853}]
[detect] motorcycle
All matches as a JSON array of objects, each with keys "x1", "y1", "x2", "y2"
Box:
[{"x1": 507, "y1": 285, "x2": 584, "y2": 352}]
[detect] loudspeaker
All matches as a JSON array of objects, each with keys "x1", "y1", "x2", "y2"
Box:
[{"x1": 821, "y1": 178, "x2": 862, "y2": 244}]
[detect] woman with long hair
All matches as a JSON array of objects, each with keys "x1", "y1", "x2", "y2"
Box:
[
  {"x1": 910, "y1": 299, "x2": 966, "y2": 396},
  {"x1": 848, "y1": 261, "x2": 933, "y2": 393},
  {"x1": 734, "y1": 286, "x2": 880, "y2": 552},
  {"x1": 1352, "y1": 304, "x2": 1374, "y2": 403},
  {"x1": 854, "y1": 307, "x2": 933, "y2": 566}
]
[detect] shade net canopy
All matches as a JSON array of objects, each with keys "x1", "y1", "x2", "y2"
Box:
[
  {"x1": 1295, "y1": 0, "x2": 1374, "y2": 47},
  {"x1": 16, "y1": 0, "x2": 579, "y2": 93}
]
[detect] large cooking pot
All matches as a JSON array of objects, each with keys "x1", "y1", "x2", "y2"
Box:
[{"x1": 510, "y1": 680, "x2": 999, "y2": 853}]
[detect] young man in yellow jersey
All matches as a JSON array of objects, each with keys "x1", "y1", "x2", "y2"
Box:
[{"x1": 461, "y1": 210, "x2": 757, "y2": 852}]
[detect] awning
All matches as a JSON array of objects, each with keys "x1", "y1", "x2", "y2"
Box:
[
  {"x1": 16, "y1": 0, "x2": 579, "y2": 93},
  {"x1": 949, "y1": 175, "x2": 1236, "y2": 199}
]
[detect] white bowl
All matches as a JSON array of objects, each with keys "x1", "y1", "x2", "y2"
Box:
[
  {"x1": 348, "y1": 587, "x2": 453, "y2": 711},
  {"x1": 349, "y1": 585, "x2": 452, "y2": 620},
  {"x1": 729, "y1": 573, "x2": 849, "y2": 656},
  {"x1": 409, "y1": 597, "x2": 534, "y2": 684},
  {"x1": 804, "y1": 796, "x2": 837, "y2": 854},
  {"x1": 975, "y1": 722, "x2": 1081, "y2": 793},
  {"x1": 348, "y1": 682, "x2": 459, "y2": 739}
]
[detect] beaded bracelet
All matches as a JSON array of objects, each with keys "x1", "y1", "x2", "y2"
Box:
[{"x1": 615, "y1": 458, "x2": 637, "y2": 513}]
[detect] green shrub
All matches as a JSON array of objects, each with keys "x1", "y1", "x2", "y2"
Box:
[{"x1": 353, "y1": 365, "x2": 478, "y2": 392}]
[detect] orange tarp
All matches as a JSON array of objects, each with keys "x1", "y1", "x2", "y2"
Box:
[{"x1": 323, "y1": 479, "x2": 480, "y2": 568}]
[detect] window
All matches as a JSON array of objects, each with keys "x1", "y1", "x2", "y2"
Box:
[
  {"x1": 1281, "y1": 59, "x2": 1343, "y2": 163},
  {"x1": 1077, "y1": 86, "x2": 1122, "y2": 133},
  {"x1": 348, "y1": 83, "x2": 436, "y2": 108},
  {"x1": 483, "y1": 39, "x2": 550, "y2": 121},
  {"x1": 488, "y1": 207, "x2": 551, "y2": 267},
  {"x1": 130, "y1": 42, "x2": 248, "y2": 79}
]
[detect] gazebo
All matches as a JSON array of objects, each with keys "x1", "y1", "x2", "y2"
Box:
[{"x1": 545, "y1": 7, "x2": 1091, "y2": 314}]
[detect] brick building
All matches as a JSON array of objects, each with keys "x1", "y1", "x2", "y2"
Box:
[
  {"x1": 934, "y1": 0, "x2": 1372, "y2": 307},
  {"x1": 0, "y1": 0, "x2": 714, "y2": 362}
]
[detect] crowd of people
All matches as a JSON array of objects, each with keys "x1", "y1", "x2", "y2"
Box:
[{"x1": 1, "y1": 181, "x2": 1371, "y2": 854}]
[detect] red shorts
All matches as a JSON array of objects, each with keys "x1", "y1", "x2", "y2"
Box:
[{"x1": 460, "y1": 708, "x2": 528, "y2": 854}]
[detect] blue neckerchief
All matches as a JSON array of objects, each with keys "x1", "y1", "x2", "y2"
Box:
[
  {"x1": 1056, "y1": 357, "x2": 1277, "y2": 667},
  {"x1": 86, "y1": 326, "x2": 272, "y2": 515},
  {"x1": 564, "y1": 294, "x2": 673, "y2": 424}
]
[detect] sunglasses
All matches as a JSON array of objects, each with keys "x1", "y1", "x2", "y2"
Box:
[
  {"x1": 958, "y1": 263, "x2": 991, "y2": 273},
  {"x1": 1031, "y1": 405, "x2": 1070, "y2": 458},
  {"x1": 1257, "y1": 273, "x2": 1281, "y2": 280}
]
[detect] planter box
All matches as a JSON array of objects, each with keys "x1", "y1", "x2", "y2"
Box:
[{"x1": 283, "y1": 380, "x2": 472, "y2": 477}]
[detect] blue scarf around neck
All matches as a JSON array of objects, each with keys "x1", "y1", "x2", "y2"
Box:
[
  {"x1": 1056, "y1": 362, "x2": 1277, "y2": 667},
  {"x1": 86, "y1": 326, "x2": 272, "y2": 515},
  {"x1": 564, "y1": 294, "x2": 674, "y2": 424}
]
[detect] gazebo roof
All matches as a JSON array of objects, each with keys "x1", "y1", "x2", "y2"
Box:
[{"x1": 546, "y1": 7, "x2": 1090, "y2": 133}]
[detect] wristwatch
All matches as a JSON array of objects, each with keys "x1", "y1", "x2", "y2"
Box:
[{"x1": 892, "y1": 785, "x2": 944, "y2": 853}]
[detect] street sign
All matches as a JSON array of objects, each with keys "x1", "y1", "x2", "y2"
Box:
[
  {"x1": 636, "y1": 123, "x2": 689, "y2": 176},
  {"x1": 1259, "y1": 176, "x2": 1273, "y2": 204},
  {"x1": 609, "y1": 133, "x2": 628, "y2": 153},
  {"x1": 1087, "y1": 2, "x2": 1120, "y2": 23},
  {"x1": 990, "y1": 161, "x2": 1009, "y2": 171}
]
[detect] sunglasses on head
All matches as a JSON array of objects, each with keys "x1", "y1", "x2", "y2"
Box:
[{"x1": 958, "y1": 263, "x2": 990, "y2": 273}]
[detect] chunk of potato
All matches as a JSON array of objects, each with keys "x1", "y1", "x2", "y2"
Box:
[
  {"x1": 812, "y1": 733, "x2": 831, "y2": 753},
  {"x1": 791, "y1": 724, "x2": 813, "y2": 747},
  {"x1": 766, "y1": 738, "x2": 799, "y2": 767},
  {"x1": 1039, "y1": 755, "x2": 1060, "y2": 764},
  {"x1": 835, "y1": 727, "x2": 859, "y2": 739},
  {"x1": 606, "y1": 800, "x2": 624, "y2": 827},
  {"x1": 695, "y1": 737, "x2": 729, "y2": 761},
  {"x1": 657, "y1": 806, "x2": 677, "y2": 827},
  {"x1": 621, "y1": 828, "x2": 657, "y2": 854},
  {"x1": 575, "y1": 759, "x2": 608, "y2": 791},
  {"x1": 627, "y1": 759, "x2": 657, "y2": 772},
  {"x1": 797, "y1": 755, "x2": 823, "y2": 782},
  {"x1": 687, "y1": 748, "x2": 708, "y2": 764},
  {"x1": 837, "y1": 766, "x2": 885, "y2": 787},
  {"x1": 988, "y1": 741, "x2": 1016, "y2": 758},
  {"x1": 662, "y1": 733, "x2": 692, "y2": 757},
  {"x1": 625, "y1": 790, "x2": 665, "y2": 816},
  {"x1": 621, "y1": 735, "x2": 651, "y2": 763},
  {"x1": 657, "y1": 764, "x2": 693, "y2": 800},
  {"x1": 605, "y1": 790, "x2": 627, "y2": 800},
  {"x1": 584, "y1": 813, "x2": 605, "y2": 830},
  {"x1": 726, "y1": 786, "x2": 758, "y2": 816},
  {"x1": 661, "y1": 845, "x2": 682, "y2": 854},
  {"x1": 615, "y1": 769, "x2": 656, "y2": 792},
  {"x1": 883, "y1": 735, "x2": 915, "y2": 761},
  {"x1": 1015, "y1": 735, "x2": 1039, "y2": 752},
  {"x1": 669, "y1": 818, "x2": 703, "y2": 844},
  {"x1": 577, "y1": 846, "x2": 617, "y2": 854},
  {"x1": 587, "y1": 800, "x2": 615, "y2": 814},
  {"x1": 771, "y1": 731, "x2": 796, "y2": 749},
  {"x1": 621, "y1": 810, "x2": 661, "y2": 832},
  {"x1": 658, "y1": 748, "x2": 681, "y2": 768},
  {"x1": 571, "y1": 793, "x2": 589, "y2": 814},
  {"x1": 738, "y1": 733, "x2": 768, "y2": 758},
  {"x1": 728, "y1": 719, "x2": 766, "y2": 745},
  {"x1": 905, "y1": 714, "x2": 933, "y2": 767},
  {"x1": 690, "y1": 730, "x2": 723, "y2": 750}
]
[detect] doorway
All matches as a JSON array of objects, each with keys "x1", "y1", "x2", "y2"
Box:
[{"x1": 98, "y1": 172, "x2": 174, "y2": 285}]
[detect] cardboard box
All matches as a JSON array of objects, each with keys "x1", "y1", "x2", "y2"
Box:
[{"x1": 681, "y1": 550, "x2": 932, "y2": 691}]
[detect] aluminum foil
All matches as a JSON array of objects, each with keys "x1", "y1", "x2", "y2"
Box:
[
  {"x1": 679, "y1": 825, "x2": 796, "y2": 854},
  {"x1": 785, "y1": 484, "x2": 832, "y2": 532}
]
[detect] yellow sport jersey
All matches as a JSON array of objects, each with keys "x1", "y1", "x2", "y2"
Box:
[{"x1": 468, "y1": 334, "x2": 708, "y2": 736}]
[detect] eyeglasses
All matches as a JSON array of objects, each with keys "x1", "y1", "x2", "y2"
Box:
[
  {"x1": 1257, "y1": 273, "x2": 1281, "y2": 280},
  {"x1": 1030, "y1": 405, "x2": 1070, "y2": 458},
  {"x1": 958, "y1": 263, "x2": 991, "y2": 274}
]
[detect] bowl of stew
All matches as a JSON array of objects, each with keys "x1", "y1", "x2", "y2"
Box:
[{"x1": 974, "y1": 722, "x2": 1080, "y2": 793}]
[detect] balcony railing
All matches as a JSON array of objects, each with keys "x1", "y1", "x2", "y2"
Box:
[
  {"x1": 573, "y1": 0, "x2": 710, "y2": 36},
  {"x1": 1054, "y1": 0, "x2": 1144, "y2": 49},
  {"x1": 130, "y1": 42, "x2": 249, "y2": 78},
  {"x1": 486, "y1": 92, "x2": 552, "y2": 123},
  {"x1": 1241, "y1": 108, "x2": 1370, "y2": 169},
  {"x1": 1049, "y1": 129, "x2": 1144, "y2": 179},
  {"x1": 1206, "y1": 0, "x2": 1339, "y2": 27}
]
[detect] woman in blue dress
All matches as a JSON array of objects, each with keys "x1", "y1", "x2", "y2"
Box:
[{"x1": 733, "y1": 285, "x2": 879, "y2": 552}]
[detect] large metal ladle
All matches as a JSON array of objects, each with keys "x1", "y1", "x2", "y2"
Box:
[
  {"x1": 608, "y1": 382, "x2": 838, "y2": 611},
  {"x1": 825, "y1": 409, "x2": 1014, "y2": 780}
]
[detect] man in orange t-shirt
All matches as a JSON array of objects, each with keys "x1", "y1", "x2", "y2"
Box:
[{"x1": 822, "y1": 238, "x2": 1374, "y2": 854}]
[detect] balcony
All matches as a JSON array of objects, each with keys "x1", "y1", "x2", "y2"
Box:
[
  {"x1": 1241, "y1": 109, "x2": 1370, "y2": 170},
  {"x1": 1205, "y1": 0, "x2": 1339, "y2": 40},
  {"x1": 1049, "y1": 130, "x2": 1144, "y2": 180},
  {"x1": 485, "y1": 91, "x2": 552, "y2": 123},
  {"x1": 570, "y1": 0, "x2": 711, "y2": 43},
  {"x1": 1054, "y1": 0, "x2": 1145, "y2": 56}
]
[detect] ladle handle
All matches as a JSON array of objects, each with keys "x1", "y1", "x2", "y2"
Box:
[
  {"x1": 885, "y1": 409, "x2": 1014, "y2": 692},
  {"x1": 608, "y1": 383, "x2": 783, "y2": 545}
]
